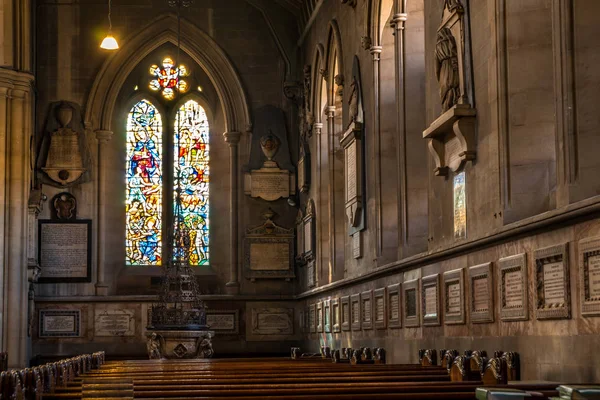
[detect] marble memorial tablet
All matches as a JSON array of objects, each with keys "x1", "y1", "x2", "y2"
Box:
[
  {"x1": 250, "y1": 243, "x2": 289, "y2": 271},
  {"x1": 39, "y1": 310, "x2": 80, "y2": 337},
  {"x1": 316, "y1": 302, "x2": 323, "y2": 333},
  {"x1": 351, "y1": 294, "x2": 361, "y2": 331},
  {"x1": 387, "y1": 283, "x2": 401, "y2": 328},
  {"x1": 447, "y1": 283, "x2": 461, "y2": 313},
  {"x1": 324, "y1": 299, "x2": 331, "y2": 333},
  {"x1": 535, "y1": 243, "x2": 570, "y2": 320},
  {"x1": 341, "y1": 296, "x2": 351, "y2": 331},
  {"x1": 361, "y1": 291, "x2": 373, "y2": 330},
  {"x1": 422, "y1": 274, "x2": 440, "y2": 326},
  {"x1": 206, "y1": 309, "x2": 239, "y2": 334},
  {"x1": 579, "y1": 237, "x2": 600, "y2": 316},
  {"x1": 346, "y1": 142, "x2": 357, "y2": 201},
  {"x1": 332, "y1": 298, "x2": 341, "y2": 332},
  {"x1": 95, "y1": 309, "x2": 134, "y2": 337},
  {"x1": 444, "y1": 268, "x2": 465, "y2": 324},
  {"x1": 499, "y1": 254, "x2": 528, "y2": 321},
  {"x1": 309, "y1": 304, "x2": 316, "y2": 333},
  {"x1": 469, "y1": 263, "x2": 494, "y2": 323},
  {"x1": 38, "y1": 220, "x2": 92, "y2": 282}
]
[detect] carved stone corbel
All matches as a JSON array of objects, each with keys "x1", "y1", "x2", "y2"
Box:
[{"x1": 424, "y1": 0, "x2": 476, "y2": 176}]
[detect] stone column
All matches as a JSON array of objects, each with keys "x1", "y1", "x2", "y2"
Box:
[
  {"x1": 325, "y1": 106, "x2": 336, "y2": 274},
  {"x1": 95, "y1": 130, "x2": 113, "y2": 296},
  {"x1": 223, "y1": 131, "x2": 241, "y2": 294},
  {"x1": 393, "y1": 7, "x2": 408, "y2": 250},
  {"x1": 0, "y1": 70, "x2": 34, "y2": 367},
  {"x1": 370, "y1": 45, "x2": 383, "y2": 259},
  {"x1": 313, "y1": 122, "x2": 323, "y2": 274}
]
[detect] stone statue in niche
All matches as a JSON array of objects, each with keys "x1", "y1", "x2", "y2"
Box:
[
  {"x1": 51, "y1": 192, "x2": 77, "y2": 221},
  {"x1": 147, "y1": 333, "x2": 162, "y2": 359},
  {"x1": 435, "y1": 28, "x2": 460, "y2": 112},
  {"x1": 347, "y1": 77, "x2": 359, "y2": 129},
  {"x1": 198, "y1": 337, "x2": 214, "y2": 358},
  {"x1": 334, "y1": 74, "x2": 344, "y2": 105}
]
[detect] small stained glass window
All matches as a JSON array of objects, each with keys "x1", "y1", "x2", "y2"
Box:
[
  {"x1": 149, "y1": 57, "x2": 189, "y2": 100},
  {"x1": 173, "y1": 100, "x2": 210, "y2": 265},
  {"x1": 126, "y1": 99, "x2": 163, "y2": 265}
]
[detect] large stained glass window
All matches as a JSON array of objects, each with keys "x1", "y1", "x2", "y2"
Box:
[
  {"x1": 173, "y1": 100, "x2": 210, "y2": 266},
  {"x1": 126, "y1": 99, "x2": 163, "y2": 265}
]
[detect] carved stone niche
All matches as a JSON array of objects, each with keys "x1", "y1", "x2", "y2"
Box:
[
  {"x1": 423, "y1": 0, "x2": 476, "y2": 176},
  {"x1": 340, "y1": 56, "x2": 366, "y2": 234}
]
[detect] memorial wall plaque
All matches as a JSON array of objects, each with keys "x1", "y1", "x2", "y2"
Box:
[
  {"x1": 403, "y1": 279, "x2": 420, "y2": 327},
  {"x1": 206, "y1": 309, "x2": 239, "y2": 334},
  {"x1": 341, "y1": 296, "x2": 351, "y2": 331},
  {"x1": 535, "y1": 243, "x2": 570, "y2": 320},
  {"x1": 250, "y1": 307, "x2": 294, "y2": 337},
  {"x1": 307, "y1": 260, "x2": 316, "y2": 288},
  {"x1": 324, "y1": 299, "x2": 331, "y2": 333},
  {"x1": 352, "y1": 232, "x2": 362, "y2": 259},
  {"x1": 94, "y1": 309, "x2": 135, "y2": 337},
  {"x1": 309, "y1": 304, "x2": 316, "y2": 333},
  {"x1": 387, "y1": 283, "x2": 401, "y2": 328},
  {"x1": 244, "y1": 169, "x2": 295, "y2": 201},
  {"x1": 39, "y1": 310, "x2": 80, "y2": 337},
  {"x1": 244, "y1": 213, "x2": 295, "y2": 281},
  {"x1": 499, "y1": 254, "x2": 528, "y2": 321},
  {"x1": 422, "y1": 274, "x2": 441, "y2": 326},
  {"x1": 469, "y1": 262, "x2": 494, "y2": 323},
  {"x1": 38, "y1": 220, "x2": 92, "y2": 283},
  {"x1": 579, "y1": 236, "x2": 600, "y2": 316},
  {"x1": 351, "y1": 294, "x2": 361, "y2": 331},
  {"x1": 332, "y1": 298, "x2": 341, "y2": 332},
  {"x1": 303, "y1": 200, "x2": 316, "y2": 260},
  {"x1": 374, "y1": 288, "x2": 386, "y2": 329},
  {"x1": 444, "y1": 268, "x2": 465, "y2": 325},
  {"x1": 316, "y1": 302, "x2": 323, "y2": 333},
  {"x1": 361, "y1": 291, "x2": 373, "y2": 330}
]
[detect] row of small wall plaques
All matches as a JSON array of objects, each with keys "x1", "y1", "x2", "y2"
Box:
[{"x1": 303, "y1": 237, "x2": 600, "y2": 333}]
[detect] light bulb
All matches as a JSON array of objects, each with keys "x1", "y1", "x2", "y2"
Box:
[{"x1": 100, "y1": 35, "x2": 119, "y2": 50}]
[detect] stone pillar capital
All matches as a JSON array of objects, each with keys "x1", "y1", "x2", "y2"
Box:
[
  {"x1": 313, "y1": 122, "x2": 323, "y2": 135},
  {"x1": 223, "y1": 131, "x2": 242, "y2": 145},
  {"x1": 95, "y1": 130, "x2": 114, "y2": 143},
  {"x1": 326, "y1": 106, "x2": 336, "y2": 119},
  {"x1": 393, "y1": 13, "x2": 408, "y2": 30},
  {"x1": 370, "y1": 46, "x2": 383, "y2": 61}
]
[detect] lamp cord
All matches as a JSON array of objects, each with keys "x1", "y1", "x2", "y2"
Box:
[{"x1": 107, "y1": 0, "x2": 113, "y2": 32}]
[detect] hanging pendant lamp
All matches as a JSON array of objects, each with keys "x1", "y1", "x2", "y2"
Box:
[{"x1": 100, "y1": 0, "x2": 119, "y2": 50}]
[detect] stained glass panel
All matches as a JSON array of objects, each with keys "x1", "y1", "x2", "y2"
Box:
[
  {"x1": 126, "y1": 99, "x2": 163, "y2": 265},
  {"x1": 174, "y1": 100, "x2": 210, "y2": 265}
]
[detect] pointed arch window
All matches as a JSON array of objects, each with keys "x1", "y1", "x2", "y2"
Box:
[{"x1": 125, "y1": 98, "x2": 210, "y2": 266}]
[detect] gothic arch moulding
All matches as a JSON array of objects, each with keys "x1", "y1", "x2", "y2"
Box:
[
  {"x1": 85, "y1": 14, "x2": 252, "y2": 135},
  {"x1": 365, "y1": 0, "x2": 395, "y2": 48},
  {"x1": 325, "y1": 19, "x2": 344, "y2": 108},
  {"x1": 310, "y1": 43, "x2": 325, "y2": 122}
]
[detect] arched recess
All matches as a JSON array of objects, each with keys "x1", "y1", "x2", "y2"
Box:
[
  {"x1": 85, "y1": 14, "x2": 251, "y2": 135},
  {"x1": 324, "y1": 19, "x2": 345, "y2": 281},
  {"x1": 367, "y1": 0, "x2": 394, "y2": 47}
]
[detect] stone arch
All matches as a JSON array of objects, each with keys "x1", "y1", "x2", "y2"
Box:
[
  {"x1": 85, "y1": 13, "x2": 251, "y2": 135},
  {"x1": 310, "y1": 43, "x2": 325, "y2": 123}
]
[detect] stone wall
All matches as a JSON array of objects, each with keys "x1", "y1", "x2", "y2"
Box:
[{"x1": 297, "y1": 0, "x2": 600, "y2": 382}]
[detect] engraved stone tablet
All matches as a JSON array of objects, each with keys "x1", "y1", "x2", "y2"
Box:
[
  {"x1": 425, "y1": 287, "x2": 438, "y2": 317},
  {"x1": 469, "y1": 262, "x2": 494, "y2": 323},
  {"x1": 376, "y1": 297, "x2": 384, "y2": 321},
  {"x1": 206, "y1": 310, "x2": 239, "y2": 334},
  {"x1": 543, "y1": 262, "x2": 565, "y2": 306},
  {"x1": 473, "y1": 277, "x2": 489, "y2": 311},
  {"x1": 406, "y1": 289, "x2": 417, "y2": 317},
  {"x1": 95, "y1": 309, "x2": 134, "y2": 337},
  {"x1": 390, "y1": 294, "x2": 399, "y2": 320},
  {"x1": 535, "y1": 243, "x2": 570, "y2": 320},
  {"x1": 346, "y1": 142, "x2": 357, "y2": 201},
  {"x1": 447, "y1": 283, "x2": 461, "y2": 313},
  {"x1": 341, "y1": 296, "x2": 351, "y2": 331},
  {"x1": 250, "y1": 307, "x2": 294, "y2": 336},
  {"x1": 38, "y1": 220, "x2": 92, "y2": 282},
  {"x1": 351, "y1": 294, "x2": 361, "y2": 331},
  {"x1": 352, "y1": 232, "x2": 362, "y2": 259},
  {"x1": 444, "y1": 268, "x2": 465, "y2": 324},
  {"x1": 499, "y1": 254, "x2": 528, "y2": 321},
  {"x1": 580, "y1": 236, "x2": 600, "y2": 316},
  {"x1": 422, "y1": 274, "x2": 440, "y2": 326},
  {"x1": 39, "y1": 310, "x2": 80, "y2": 337},
  {"x1": 309, "y1": 305, "x2": 316, "y2": 333},
  {"x1": 250, "y1": 243, "x2": 289, "y2": 271},
  {"x1": 244, "y1": 168, "x2": 295, "y2": 202}
]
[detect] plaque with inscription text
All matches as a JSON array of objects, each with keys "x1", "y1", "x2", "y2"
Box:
[
  {"x1": 535, "y1": 244, "x2": 570, "y2": 320},
  {"x1": 361, "y1": 290, "x2": 373, "y2": 330},
  {"x1": 250, "y1": 243, "x2": 289, "y2": 271},
  {"x1": 422, "y1": 274, "x2": 440, "y2": 326},
  {"x1": 580, "y1": 237, "x2": 600, "y2": 316},
  {"x1": 244, "y1": 217, "x2": 295, "y2": 281},
  {"x1": 403, "y1": 280, "x2": 420, "y2": 328},
  {"x1": 374, "y1": 287, "x2": 386, "y2": 329},
  {"x1": 38, "y1": 220, "x2": 92, "y2": 283},
  {"x1": 95, "y1": 309, "x2": 134, "y2": 337},
  {"x1": 388, "y1": 283, "x2": 401, "y2": 328},
  {"x1": 39, "y1": 310, "x2": 80, "y2": 337},
  {"x1": 206, "y1": 309, "x2": 239, "y2": 334},
  {"x1": 499, "y1": 254, "x2": 528, "y2": 321},
  {"x1": 469, "y1": 263, "x2": 493, "y2": 323}
]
